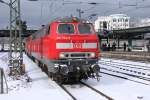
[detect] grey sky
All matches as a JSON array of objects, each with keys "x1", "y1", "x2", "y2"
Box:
[{"x1": 0, "y1": 0, "x2": 150, "y2": 29}]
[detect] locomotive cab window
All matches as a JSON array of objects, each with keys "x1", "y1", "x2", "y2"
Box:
[
  {"x1": 78, "y1": 23, "x2": 94, "y2": 34},
  {"x1": 58, "y1": 24, "x2": 74, "y2": 34}
]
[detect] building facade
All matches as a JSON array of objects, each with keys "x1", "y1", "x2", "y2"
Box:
[{"x1": 95, "y1": 14, "x2": 130, "y2": 32}]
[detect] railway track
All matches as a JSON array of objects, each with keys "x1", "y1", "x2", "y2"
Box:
[
  {"x1": 100, "y1": 59, "x2": 150, "y2": 71},
  {"x1": 99, "y1": 60, "x2": 150, "y2": 79},
  {"x1": 101, "y1": 70, "x2": 150, "y2": 86},
  {"x1": 57, "y1": 82, "x2": 114, "y2": 100},
  {"x1": 31, "y1": 56, "x2": 113, "y2": 100},
  {"x1": 57, "y1": 83, "x2": 77, "y2": 100},
  {"x1": 101, "y1": 66, "x2": 150, "y2": 82},
  {"x1": 99, "y1": 59, "x2": 150, "y2": 86},
  {"x1": 80, "y1": 82, "x2": 113, "y2": 100}
]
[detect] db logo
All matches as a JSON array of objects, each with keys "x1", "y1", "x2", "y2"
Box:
[{"x1": 73, "y1": 43, "x2": 82, "y2": 48}]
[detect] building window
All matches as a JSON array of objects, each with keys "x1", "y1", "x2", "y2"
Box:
[
  {"x1": 113, "y1": 19, "x2": 116, "y2": 22},
  {"x1": 103, "y1": 21, "x2": 107, "y2": 29},
  {"x1": 125, "y1": 19, "x2": 128, "y2": 22}
]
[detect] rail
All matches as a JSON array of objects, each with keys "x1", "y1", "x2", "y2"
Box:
[
  {"x1": 80, "y1": 81, "x2": 114, "y2": 100},
  {"x1": 99, "y1": 60, "x2": 150, "y2": 86},
  {"x1": 57, "y1": 83, "x2": 77, "y2": 100}
]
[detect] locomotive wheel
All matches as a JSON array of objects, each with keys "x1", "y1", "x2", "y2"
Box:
[
  {"x1": 48, "y1": 72, "x2": 53, "y2": 78},
  {"x1": 38, "y1": 61, "x2": 42, "y2": 68},
  {"x1": 56, "y1": 74, "x2": 63, "y2": 84},
  {"x1": 41, "y1": 64, "x2": 45, "y2": 72},
  {"x1": 52, "y1": 73, "x2": 63, "y2": 84},
  {"x1": 40, "y1": 64, "x2": 48, "y2": 75},
  {"x1": 32, "y1": 56, "x2": 35, "y2": 62},
  {"x1": 44, "y1": 65, "x2": 48, "y2": 75}
]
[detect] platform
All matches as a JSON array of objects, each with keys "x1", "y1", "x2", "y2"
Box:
[{"x1": 100, "y1": 51, "x2": 150, "y2": 62}]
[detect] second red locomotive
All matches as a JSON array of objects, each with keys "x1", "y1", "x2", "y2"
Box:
[{"x1": 25, "y1": 17, "x2": 100, "y2": 83}]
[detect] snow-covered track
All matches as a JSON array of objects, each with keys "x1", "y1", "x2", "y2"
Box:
[
  {"x1": 100, "y1": 60, "x2": 150, "y2": 79},
  {"x1": 80, "y1": 81, "x2": 114, "y2": 100},
  {"x1": 56, "y1": 82, "x2": 114, "y2": 100},
  {"x1": 100, "y1": 71, "x2": 150, "y2": 86},
  {"x1": 99, "y1": 59, "x2": 150, "y2": 85},
  {"x1": 100, "y1": 59, "x2": 150, "y2": 71},
  {"x1": 58, "y1": 84, "x2": 77, "y2": 100},
  {"x1": 101, "y1": 67, "x2": 150, "y2": 82}
]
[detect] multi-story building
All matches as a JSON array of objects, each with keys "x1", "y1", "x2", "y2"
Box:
[{"x1": 95, "y1": 14, "x2": 130, "y2": 32}]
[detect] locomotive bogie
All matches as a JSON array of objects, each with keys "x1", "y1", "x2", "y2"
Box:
[{"x1": 41, "y1": 58, "x2": 100, "y2": 82}]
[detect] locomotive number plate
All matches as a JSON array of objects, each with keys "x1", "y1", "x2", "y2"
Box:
[{"x1": 73, "y1": 43, "x2": 82, "y2": 48}]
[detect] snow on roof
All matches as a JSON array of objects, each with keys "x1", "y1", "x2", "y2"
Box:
[{"x1": 109, "y1": 14, "x2": 128, "y2": 17}]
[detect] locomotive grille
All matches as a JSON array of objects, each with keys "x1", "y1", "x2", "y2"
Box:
[
  {"x1": 60, "y1": 52, "x2": 95, "y2": 58},
  {"x1": 70, "y1": 53, "x2": 86, "y2": 57}
]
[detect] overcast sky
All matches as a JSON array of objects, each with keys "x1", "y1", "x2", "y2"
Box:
[{"x1": 0, "y1": 0, "x2": 150, "y2": 29}]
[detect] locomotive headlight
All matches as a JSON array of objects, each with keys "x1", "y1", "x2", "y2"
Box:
[
  {"x1": 90, "y1": 52, "x2": 95, "y2": 57},
  {"x1": 59, "y1": 53, "x2": 65, "y2": 58}
]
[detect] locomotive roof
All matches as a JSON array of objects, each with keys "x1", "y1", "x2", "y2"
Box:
[
  {"x1": 27, "y1": 17, "x2": 92, "y2": 39},
  {"x1": 51, "y1": 17, "x2": 90, "y2": 23}
]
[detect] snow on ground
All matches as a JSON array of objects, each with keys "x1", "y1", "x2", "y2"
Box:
[
  {"x1": 99, "y1": 57, "x2": 150, "y2": 85},
  {"x1": 84, "y1": 58, "x2": 150, "y2": 100},
  {"x1": 64, "y1": 84, "x2": 107, "y2": 100},
  {"x1": 85, "y1": 73, "x2": 150, "y2": 100},
  {"x1": 0, "y1": 53, "x2": 72, "y2": 100},
  {"x1": 101, "y1": 58, "x2": 150, "y2": 68},
  {"x1": 0, "y1": 52, "x2": 150, "y2": 100}
]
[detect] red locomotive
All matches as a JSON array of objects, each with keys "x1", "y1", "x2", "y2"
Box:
[{"x1": 25, "y1": 17, "x2": 100, "y2": 83}]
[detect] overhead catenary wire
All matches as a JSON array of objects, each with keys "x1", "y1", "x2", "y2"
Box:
[
  {"x1": 27, "y1": 0, "x2": 150, "y2": 27},
  {"x1": 94, "y1": 0, "x2": 148, "y2": 15}
]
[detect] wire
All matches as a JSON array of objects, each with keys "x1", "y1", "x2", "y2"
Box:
[
  {"x1": 137, "y1": 5, "x2": 150, "y2": 8},
  {"x1": 62, "y1": 0, "x2": 114, "y2": 5},
  {"x1": 28, "y1": 0, "x2": 150, "y2": 22}
]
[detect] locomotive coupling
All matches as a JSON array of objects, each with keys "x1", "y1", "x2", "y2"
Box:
[{"x1": 91, "y1": 64, "x2": 100, "y2": 73}]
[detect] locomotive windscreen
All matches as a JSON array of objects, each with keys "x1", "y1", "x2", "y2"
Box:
[
  {"x1": 58, "y1": 24, "x2": 74, "y2": 34},
  {"x1": 78, "y1": 23, "x2": 94, "y2": 34}
]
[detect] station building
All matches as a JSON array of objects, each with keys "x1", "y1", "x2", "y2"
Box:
[
  {"x1": 94, "y1": 14, "x2": 150, "y2": 52},
  {"x1": 95, "y1": 14, "x2": 130, "y2": 32}
]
